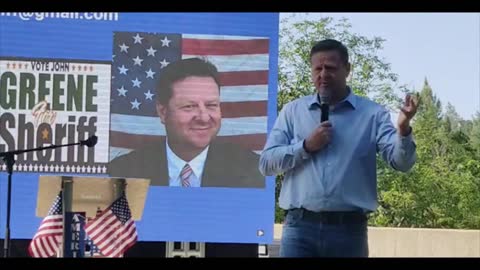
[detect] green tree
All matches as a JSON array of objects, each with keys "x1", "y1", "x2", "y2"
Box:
[
  {"x1": 374, "y1": 79, "x2": 448, "y2": 227},
  {"x1": 443, "y1": 100, "x2": 473, "y2": 140},
  {"x1": 372, "y1": 79, "x2": 480, "y2": 229}
]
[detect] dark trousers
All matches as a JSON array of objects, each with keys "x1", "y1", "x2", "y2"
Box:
[{"x1": 280, "y1": 208, "x2": 369, "y2": 257}]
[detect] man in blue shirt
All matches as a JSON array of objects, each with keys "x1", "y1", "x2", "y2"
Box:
[{"x1": 259, "y1": 39, "x2": 419, "y2": 257}]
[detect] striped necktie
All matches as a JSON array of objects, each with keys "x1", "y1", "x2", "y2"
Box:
[{"x1": 180, "y1": 163, "x2": 193, "y2": 187}]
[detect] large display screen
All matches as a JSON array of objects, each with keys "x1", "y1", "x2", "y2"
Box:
[{"x1": 0, "y1": 12, "x2": 279, "y2": 244}]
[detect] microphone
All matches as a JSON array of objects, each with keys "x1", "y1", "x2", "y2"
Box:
[
  {"x1": 80, "y1": 135, "x2": 98, "y2": 148},
  {"x1": 319, "y1": 92, "x2": 330, "y2": 122}
]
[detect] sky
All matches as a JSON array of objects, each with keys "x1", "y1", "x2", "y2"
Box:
[{"x1": 280, "y1": 13, "x2": 480, "y2": 120}]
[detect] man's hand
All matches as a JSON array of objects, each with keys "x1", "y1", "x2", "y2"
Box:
[
  {"x1": 304, "y1": 121, "x2": 332, "y2": 153},
  {"x1": 397, "y1": 93, "x2": 420, "y2": 136}
]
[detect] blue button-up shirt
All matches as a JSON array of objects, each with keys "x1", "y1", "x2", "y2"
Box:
[{"x1": 259, "y1": 90, "x2": 416, "y2": 213}]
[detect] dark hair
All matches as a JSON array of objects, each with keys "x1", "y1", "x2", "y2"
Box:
[
  {"x1": 310, "y1": 39, "x2": 349, "y2": 64},
  {"x1": 156, "y1": 58, "x2": 220, "y2": 104}
]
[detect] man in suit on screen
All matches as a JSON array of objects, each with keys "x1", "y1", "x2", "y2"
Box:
[{"x1": 108, "y1": 57, "x2": 265, "y2": 188}]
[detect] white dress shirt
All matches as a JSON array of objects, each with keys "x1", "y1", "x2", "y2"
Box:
[{"x1": 166, "y1": 140, "x2": 209, "y2": 187}]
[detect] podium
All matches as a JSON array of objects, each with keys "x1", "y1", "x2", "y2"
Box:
[{"x1": 34, "y1": 175, "x2": 150, "y2": 258}]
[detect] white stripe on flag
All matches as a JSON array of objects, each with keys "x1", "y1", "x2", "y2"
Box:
[
  {"x1": 220, "y1": 85, "x2": 268, "y2": 102},
  {"x1": 110, "y1": 147, "x2": 134, "y2": 161},
  {"x1": 36, "y1": 228, "x2": 63, "y2": 237},
  {"x1": 110, "y1": 114, "x2": 267, "y2": 136},
  {"x1": 38, "y1": 221, "x2": 62, "y2": 230},
  {"x1": 182, "y1": 54, "x2": 269, "y2": 72},
  {"x1": 113, "y1": 85, "x2": 268, "y2": 102}
]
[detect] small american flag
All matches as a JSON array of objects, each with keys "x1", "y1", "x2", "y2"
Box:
[
  {"x1": 84, "y1": 193, "x2": 137, "y2": 257},
  {"x1": 28, "y1": 192, "x2": 63, "y2": 258}
]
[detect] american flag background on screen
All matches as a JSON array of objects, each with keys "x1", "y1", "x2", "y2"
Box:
[{"x1": 109, "y1": 32, "x2": 269, "y2": 160}]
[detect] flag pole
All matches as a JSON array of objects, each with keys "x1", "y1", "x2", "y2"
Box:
[{"x1": 61, "y1": 176, "x2": 74, "y2": 258}]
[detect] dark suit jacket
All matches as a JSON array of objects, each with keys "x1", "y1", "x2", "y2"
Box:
[{"x1": 107, "y1": 139, "x2": 265, "y2": 188}]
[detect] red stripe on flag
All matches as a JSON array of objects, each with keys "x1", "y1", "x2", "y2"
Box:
[
  {"x1": 219, "y1": 71, "x2": 268, "y2": 86},
  {"x1": 182, "y1": 38, "x2": 269, "y2": 55},
  {"x1": 221, "y1": 101, "x2": 266, "y2": 118}
]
